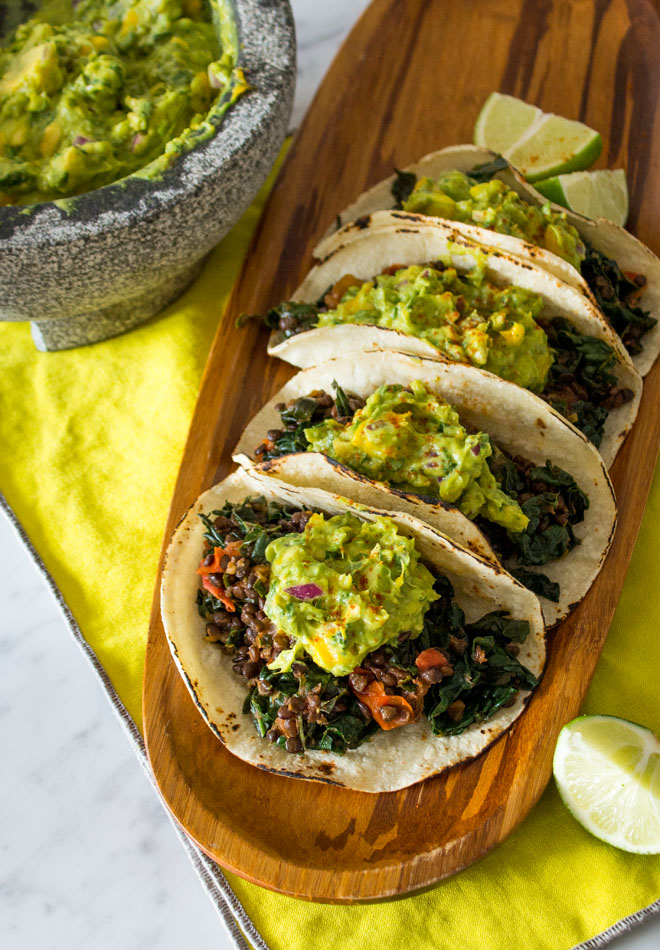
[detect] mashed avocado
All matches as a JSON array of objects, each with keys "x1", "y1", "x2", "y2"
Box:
[
  {"x1": 305, "y1": 381, "x2": 529, "y2": 533},
  {"x1": 0, "y1": 0, "x2": 244, "y2": 204},
  {"x1": 402, "y1": 171, "x2": 585, "y2": 270},
  {"x1": 264, "y1": 512, "x2": 439, "y2": 677},
  {"x1": 317, "y1": 264, "x2": 554, "y2": 392}
]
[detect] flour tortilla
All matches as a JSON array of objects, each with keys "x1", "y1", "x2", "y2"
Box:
[
  {"x1": 267, "y1": 220, "x2": 641, "y2": 468},
  {"x1": 234, "y1": 349, "x2": 617, "y2": 626},
  {"x1": 315, "y1": 144, "x2": 660, "y2": 376},
  {"x1": 161, "y1": 467, "x2": 545, "y2": 794}
]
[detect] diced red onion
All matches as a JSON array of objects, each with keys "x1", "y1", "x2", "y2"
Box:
[
  {"x1": 73, "y1": 135, "x2": 90, "y2": 147},
  {"x1": 131, "y1": 132, "x2": 146, "y2": 152},
  {"x1": 471, "y1": 444, "x2": 481, "y2": 456},
  {"x1": 208, "y1": 67, "x2": 223, "y2": 89},
  {"x1": 285, "y1": 583, "x2": 323, "y2": 601}
]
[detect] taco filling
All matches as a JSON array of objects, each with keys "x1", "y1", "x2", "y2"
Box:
[
  {"x1": 262, "y1": 262, "x2": 633, "y2": 447},
  {"x1": 195, "y1": 496, "x2": 538, "y2": 754},
  {"x1": 254, "y1": 380, "x2": 591, "y2": 604},
  {"x1": 393, "y1": 162, "x2": 655, "y2": 355}
]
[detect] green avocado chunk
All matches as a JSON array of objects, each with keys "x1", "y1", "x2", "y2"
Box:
[
  {"x1": 264, "y1": 512, "x2": 439, "y2": 677},
  {"x1": 304, "y1": 380, "x2": 529, "y2": 534},
  {"x1": 0, "y1": 0, "x2": 244, "y2": 204},
  {"x1": 401, "y1": 170, "x2": 585, "y2": 270},
  {"x1": 316, "y1": 264, "x2": 555, "y2": 392}
]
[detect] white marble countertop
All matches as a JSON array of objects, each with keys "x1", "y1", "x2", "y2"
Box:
[{"x1": 1, "y1": 2, "x2": 659, "y2": 948}]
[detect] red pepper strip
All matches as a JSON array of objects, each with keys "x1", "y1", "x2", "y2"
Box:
[
  {"x1": 197, "y1": 540, "x2": 243, "y2": 577},
  {"x1": 415, "y1": 647, "x2": 448, "y2": 672},
  {"x1": 349, "y1": 669, "x2": 414, "y2": 731},
  {"x1": 201, "y1": 574, "x2": 236, "y2": 612}
]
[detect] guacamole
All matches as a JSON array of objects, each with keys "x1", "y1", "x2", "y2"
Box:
[
  {"x1": 317, "y1": 264, "x2": 555, "y2": 392},
  {"x1": 264, "y1": 512, "x2": 439, "y2": 677},
  {"x1": 304, "y1": 381, "x2": 529, "y2": 534},
  {"x1": 402, "y1": 171, "x2": 585, "y2": 270},
  {"x1": 0, "y1": 0, "x2": 244, "y2": 204}
]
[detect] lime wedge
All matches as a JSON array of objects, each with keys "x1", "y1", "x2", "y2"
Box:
[
  {"x1": 535, "y1": 169, "x2": 629, "y2": 226},
  {"x1": 553, "y1": 715, "x2": 660, "y2": 854},
  {"x1": 504, "y1": 113, "x2": 602, "y2": 181},
  {"x1": 474, "y1": 92, "x2": 542, "y2": 154},
  {"x1": 473, "y1": 93, "x2": 602, "y2": 181}
]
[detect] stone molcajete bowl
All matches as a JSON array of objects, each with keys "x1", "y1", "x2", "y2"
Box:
[{"x1": 0, "y1": 0, "x2": 295, "y2": 351}]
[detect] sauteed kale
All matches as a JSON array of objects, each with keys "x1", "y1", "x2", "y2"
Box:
[
  {"x1": 580, "y1": 243, "x2": 655, "y2": 355},
  {"x1": 254, "y1": 383, "x2": 589, "y2": 605},
  {"x1": 195, "y1": 497, "x2": 537, "y2": 754}
]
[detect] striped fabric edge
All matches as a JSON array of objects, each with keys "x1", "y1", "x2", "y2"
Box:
[
  {"x1": 2, "y1": 491, "x2": 658, "y2": 950},
  {"x1": 0, "y1": 492, "x2": 270, "y2": 950}
]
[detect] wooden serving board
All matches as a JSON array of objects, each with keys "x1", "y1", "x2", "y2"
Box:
[{"x1": 143, "y1": 0, "x2": 660, "y2": 902}]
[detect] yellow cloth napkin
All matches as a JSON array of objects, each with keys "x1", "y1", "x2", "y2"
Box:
[{"x1": 0, "y1": 157, "x2": 658, "y2": 950}]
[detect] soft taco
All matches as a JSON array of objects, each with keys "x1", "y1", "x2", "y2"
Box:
[
  {"x1": 260, "y1": 220, "x2": 641, "y2": 468},
  {"x1": 233, "y1": 350, "x2": 617, "y2": 626},
  {"x1": 161, "y1": 467, "x2": 545, "y2": 794},
  {"x1": 316, "y1": 145, "x2": 660, "y2": 374}
]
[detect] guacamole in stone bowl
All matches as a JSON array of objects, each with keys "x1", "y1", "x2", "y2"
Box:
[{"x1": 0, "y1": 0, "x2": 295, "y2": 349}]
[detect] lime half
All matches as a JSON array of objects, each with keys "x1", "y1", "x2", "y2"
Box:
[
  {"x1": 535, "y1": 169, "x2": 629, "y2": 226},
  {"x1": 474, "y1": 93, "x2": 602, "y2": 181},
  {"x1": 553, "y1": 715, "x2": 660, "y2": 854}
]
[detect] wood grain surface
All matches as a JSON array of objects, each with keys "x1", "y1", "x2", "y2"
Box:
[{"x1": 143, "y1": 0, "x2": 660, "y2": 901}]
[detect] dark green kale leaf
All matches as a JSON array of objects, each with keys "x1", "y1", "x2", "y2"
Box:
[
  {"x1": 526, "y1": 462, "x2": 589, "y2": 523},
  {"x1": 581, "y1": 241, "x2": 655, "y2": 355},
  {"x1": 542, "y1": 317, "x2": 630, "y2": 447},
  {"x1": 549, "y1": 398, "x2": 609, "y2": 448},
  {"x1": 486, "y1": 446, "x2": 526, "y2": 496},
  {"x1": 239, "y1": 301, "x2": 320, "y2": 340},
  {"x1": 420, "y1": 576, "x2": 466, "y2": 648},
  {"x1": 466, "y1": 610, "x2": 531, "y2": 643},
  {"x1": 467, "y1": 155, "x2": 509, "y2": 183},
  {"x1": 317, "y1": 708, "x2": 378, "y2": 754},
  {"x1": 280, "y1": 396, "x2": 320, "y2": 429},
  {"x1": 511, "y1": 568, "x2": 560, "y2": 603},
  {"x1": 261, "y1": 395, "x2": 327, "y2": 459},
  {"x1": 391, "y1": 168, "x2": 418, "y2": 207},
  {"x1": 423, "y1": 610, "x2": 537, "y2": 737},
  {"x1": 515, "y1": 494, "x2": 577, "y2": 565},
  {"x1": 332, "y1": 380, "x2": 352, "y2": 418}
]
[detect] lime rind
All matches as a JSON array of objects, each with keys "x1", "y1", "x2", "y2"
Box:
[
  {"x1": 553, "y1": 715, "x2": 660, "y2": 854},
  {"x1": 532, "y1": 176, "x2": 567, "y2": 206},
  {"x1": 504, "y1": 114, "x2": 602, "y2": 181}
]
